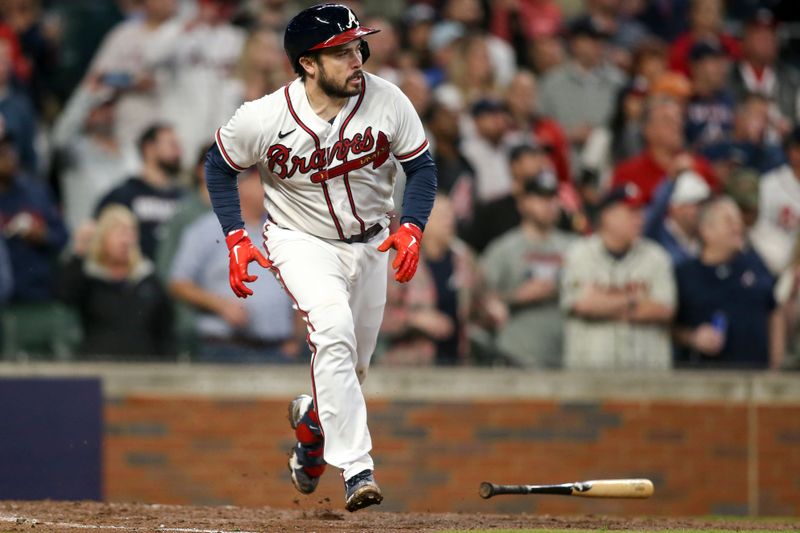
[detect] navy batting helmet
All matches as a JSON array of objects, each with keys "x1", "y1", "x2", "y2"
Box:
[{"x1": 284, "y1": 4, "x2": 379, "y2": 75}]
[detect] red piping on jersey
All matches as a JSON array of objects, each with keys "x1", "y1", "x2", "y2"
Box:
[
  {"x1": 284, "y1": 84, "x2": 346, "y2": 240},
  {"x1": 263, "y1": 231, "x2": 324, "y2": 439},
  {"x1": 215, "y1": 128, "x2": 246, "y2": 171},
  {"x1": 396, "y1": 139, "x2": 429, "y2": 161},
  {"x1": 338, "y1": 79, "x2": 367, "y2": 235}
]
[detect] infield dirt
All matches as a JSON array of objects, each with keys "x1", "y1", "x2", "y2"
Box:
[{"x1": 1, "y1": 501, "x2": 799, "y2": 533}]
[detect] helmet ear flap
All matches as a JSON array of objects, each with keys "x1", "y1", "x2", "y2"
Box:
[{"x1": 360, "y1": 40, "x2": 371, "y2": 64}]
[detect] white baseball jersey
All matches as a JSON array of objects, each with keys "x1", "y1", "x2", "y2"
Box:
[
  {"x1": 751, "y1": 164, "x2": 800, "y2": 274},
  {"x1": 215, "y1": 72, "x2": 429, "y2": 240}
]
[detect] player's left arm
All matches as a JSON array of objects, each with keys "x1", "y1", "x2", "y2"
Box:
[{"x1": 378, "y1": 86, "x2": 437, "y2": 283}]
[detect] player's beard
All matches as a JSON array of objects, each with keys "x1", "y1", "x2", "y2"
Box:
[{"x1": 318, "y1": 65, "x2": 362, "y2": 98}]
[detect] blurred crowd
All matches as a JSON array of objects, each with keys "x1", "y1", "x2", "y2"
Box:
[{"x1": 2, "y1": 0, "x2": 800, "y2": 370}]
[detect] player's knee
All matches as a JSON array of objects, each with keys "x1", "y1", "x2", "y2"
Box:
[{"x1": 311, "y1": 305, "x2": 356, "y2": 355}]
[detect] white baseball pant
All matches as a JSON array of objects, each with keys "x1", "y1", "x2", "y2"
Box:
[{"x1": 263, "y1": 222, "x2": 389, "y2": 480}]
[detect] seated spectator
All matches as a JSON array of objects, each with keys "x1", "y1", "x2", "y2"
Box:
[
  {"x1": 729, "y1": 8, "x2": 799, "y2": 130},
  {"x1": 381, "y1": 194, "x2": 503, "y2": 365},
  {"x1": 685, "y1": 41, "x2": 736, "y2": 151},
  {"x1": 612, "y1": 97, "x2": 716, "y2": 203},
  {"x1": 52, "y1": 76, "x2": 136, "y2": 235},
  {"x1": 644, "y1": 168, "x2": 711, "y2": 265},
  {"x1": 482, "y1": 168, "x2": 576, "y2": 368},
  {"x1": 750, "y1": 128, "x2": 800, "y2": 274},
  {"x1": 464, "y1": 143, "x2": 544, "y2": 253},
  {"x1": 538, "y1": 16, "x2": 624, "y2": 163},
  {"x1": 444, "y1": 33, "x2": 503, "y2": 105},
  {"x1": 0, "y1": 131, "x2": 68, "y2": 357},
  {"x1": 561, "y1": 184, "x2": 676, "y2": 370},
  {"x1": 0, "y1": 38, "x2": 37, "y2": 175},
  {"x1": 584, "y1": 0, "x2": 651, "y2": 72},
  {"x1": 726, "y1": 93, "x2": 785, "y2": 175},
  {"x1": 94, "y1": 123, "x2": 185, "y2": 260},
  {"x1": 668, "y1": 0, "x2": 741, "y2": 77},
  {"x1": 169, "y1": 169, "x2": 300, "y2": 363},
  {"x1": 58, "y1": 205, "x2": 174, "y2": 360},
  {"x1": 673, "y1": 196, "x2": 780, "y2": 369},
  {"x1": 504, "y1": 69, "x2": 571, "y2": 185}
]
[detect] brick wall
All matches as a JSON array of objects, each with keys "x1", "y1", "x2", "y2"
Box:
[{"x1": 104, "y1": 396, "x2": 800, "y2": 516}]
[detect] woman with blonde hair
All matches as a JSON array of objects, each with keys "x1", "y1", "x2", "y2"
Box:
[{"x1": 59, "y1": 205, "x2": 174, "y2": 359}]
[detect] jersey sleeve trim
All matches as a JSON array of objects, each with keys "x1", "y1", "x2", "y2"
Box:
[
  {"x1": 395, "y1": 139, "x2": 429, "y2": 162},
  {"x1": 215, "y1": 128, "x2": 247, "y2": 172}
]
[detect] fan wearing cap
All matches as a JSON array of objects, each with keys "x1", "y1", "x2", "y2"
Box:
[
  {"x1": 685, "y1": 40, "x2": 736, "y2": 151},
  {"x1": 203, "y1": 3, "x2": 437, "y2": 512},
  {"x1": 482, "y1": 164, "x2": 576, "y2": 368},
  {"x1": 730, "y1": 8, "x2": 800, "y2": 129},
  {"x1": 644, "y1": 169, "x2": 712, "y2": 265},
  {"x1": 560, "y1": 183, "x2": 676, "y2": 370}
]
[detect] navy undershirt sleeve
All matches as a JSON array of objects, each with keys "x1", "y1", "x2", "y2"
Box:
[
  {"x1": 205, "y1": 143, "x2": 244, "y2": 235},
  {"x1": 399, "y1": 150, "x2": 437, "y2": 230}
]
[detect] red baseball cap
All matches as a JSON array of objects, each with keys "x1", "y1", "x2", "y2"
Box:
[{"x1": 598, "y1": 183, "x2": 647, "y2": 211}]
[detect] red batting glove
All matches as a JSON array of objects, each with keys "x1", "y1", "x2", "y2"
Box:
[
  {"x1": 377, "y1": 222, "x2": 422, "y2": 283},
  {"x1": 226, "y1": 229, "x2": 271, "y2": 298}
]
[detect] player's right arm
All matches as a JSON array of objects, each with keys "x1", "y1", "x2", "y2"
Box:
[{"x1": 205, "y1": 101, "x2": 271, "y2": 299}]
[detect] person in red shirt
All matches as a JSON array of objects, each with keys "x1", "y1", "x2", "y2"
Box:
[
  {"x1": 668, "y1": 0, "x2": 740, "y2": 77},
  {"x1": 612, "y1": 97, "x2": 716, "y2": 203}
]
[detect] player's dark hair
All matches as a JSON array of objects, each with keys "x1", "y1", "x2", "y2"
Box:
[
  {"x1": 138, "y1": 123, "x2": 171, "y2": 157},
  {"x1": 296, "y1": 51, "x2": 320, "y2": 80}
]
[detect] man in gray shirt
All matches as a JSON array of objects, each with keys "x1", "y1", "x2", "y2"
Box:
[
  {"x1": 482, "y1": 148, "x2": 575, "y2": 367},
  {"x1": 169, "y1": 170, "x2": 299, "y2": 363}
]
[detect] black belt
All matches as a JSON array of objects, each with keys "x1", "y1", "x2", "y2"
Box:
[{"x1": 341, "y1": 223, "x2": 383, "y2": 244}]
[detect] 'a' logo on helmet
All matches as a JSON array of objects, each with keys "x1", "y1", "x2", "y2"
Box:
[{"x1": 346, "y1": 8, "x2": 357, "y2": 29}]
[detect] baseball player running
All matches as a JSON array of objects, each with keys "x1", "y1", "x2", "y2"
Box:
[{"x1": 203, "y1": 4, "x2": 437, "y2": 512}]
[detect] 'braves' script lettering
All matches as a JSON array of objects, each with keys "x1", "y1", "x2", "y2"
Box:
[{"x1": 267, "y1": 128, "x2": 382, "y2": 180}]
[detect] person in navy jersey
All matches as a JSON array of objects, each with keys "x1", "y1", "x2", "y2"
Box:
[
  {"x1": 685, "y1": 41, "x2": 736, "y2": 151},
  {"x1": 673, "y1": 196, "x2": 783, "y2": 369}
]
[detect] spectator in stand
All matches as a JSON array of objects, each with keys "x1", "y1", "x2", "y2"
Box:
[
  {"x1": 444, "y1": 33, "x2": 503, "y2": 105},
  {"x1": 381, "y1": 194, "x2": 503, "y2": 365},
  {"x1": 685, "y1": 41, "x2": 735, "y2": 151},
  {"x1": 635, "y1": 0, "x2": 690, "y2": 42},
  {"x1": 86, "y1": 0, "x2": 182, "y2": 150},
  {"x1": 161, "y1": 0, "x2": 247, "y2": 171},
  {"x1": 51, "y1": 75, "x2": 136, "y2": 235},
  {"x1": 0, "y1": 19, "x2": 30, "y2": 84},
  {"x1": 674, "y1": 196, "x2": 781, "y2": 369},
  {"x1": 399, "y1": 69, "x2": 432, "y2": 120},
  {"x1": 561, "y1": 184, "x2": 676, "y2": 370},
  {"x1": 94, "y1": 123, "x2": 185, "y2": 260},
  {"x1": 612, "y1": 97, "x2": 716, "y2": 203},
  {"x1": 464, "y1": 143, "x2": 545, "y2": 253},
  {"x1": 644, "y1": 168, "x2": 711, "y2": 265},
  {"x1": 169, "y1": 169, "x2": 299, "y2": 363},
  {"x1": 529, "y1": 34, "x2": 566, "y2": 76},
  {"x1": 750, "y1": 128, "x2": 800, "y2": 275},
  {"x1": 668, "y1": 0, "x2": 741, "y2": 77},
  {"x1": 538, "y1": 16, "x2": 624, "y2": 165},
  {"x1": 58, "y1": 205, "x2": 174, "y2": 360},
  {"x1": 0, "y1": 38, "x2": 37, "y2": 175},
  {"x1": 362, "y1": 16, "x2": 400, "y2": 84},
  {"x1": 441, "y1": 0, "x2": 516, "y2": 88},
  {"x1": 0, "y1": 131, "x2": 68, "y2": 356},
  {"x1": 583, "y1": 0, "x2": 651, "y2": 72},
  {"x1": 727, "y1": 93, "x2": 785, "y2": 174},
  {"x1": 482, "y1": 167, "x2": 575, "y2": 368},
  {"x1": 490, "y1": 0, "x2": 562, "y2": 47},
  {"x1": 400, "y1": 4, "x2": 436, "y2": 73},
  {"x1": 426, "y1": 99, "x2": 476, "y2": 230},
  {"x1": 504, "y1": 70, "x2": 571, "y2": 184},
  {"x1": 235, "y1": 29, "x2": 292, "y2": 102},
  {"x1": 425, "y1": 21, "x2": 465, "y2": 89},
  {"x1": 461, "y1": 98, "x2": 521, "y2": 207},
  {"x1": 729, "y1": 8, "x2": 800, "y2": 128}
]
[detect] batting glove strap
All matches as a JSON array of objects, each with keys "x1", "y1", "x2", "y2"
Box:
[{"x1": 377, "y1": 223, "x2": 423, "y2": 283}]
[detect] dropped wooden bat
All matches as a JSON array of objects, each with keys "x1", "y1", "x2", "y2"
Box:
[{"x1": 479, "y1": 478, "x2": 654, "y2": 499}]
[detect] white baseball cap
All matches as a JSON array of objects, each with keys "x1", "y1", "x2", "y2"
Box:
[{"x1": 671, "y1": 170, "x2": 711, "y2": 205}]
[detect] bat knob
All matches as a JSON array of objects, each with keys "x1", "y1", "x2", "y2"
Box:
[{"x1": 479, "y1": 482, "x2": 494, "y2": 499}]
